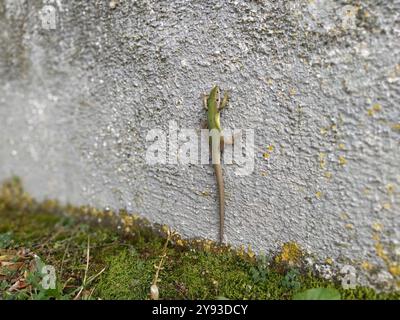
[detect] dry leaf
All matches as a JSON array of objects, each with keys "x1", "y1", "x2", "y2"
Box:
[{"x1": 8, "y1": 279, "x2": 28, "y2": 292}]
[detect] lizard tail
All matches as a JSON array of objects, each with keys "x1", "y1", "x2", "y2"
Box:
[{"x1": 214, "y1": 164, "x2": 224, "y2": 244}]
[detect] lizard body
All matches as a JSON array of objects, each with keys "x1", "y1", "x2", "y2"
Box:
[{"x1": 203, "y1": 85, "x2": 229, "y2": 243}]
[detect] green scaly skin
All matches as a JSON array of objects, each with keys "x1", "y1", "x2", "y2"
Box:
[{"x1": 204, "y1": 85, "x2": 229, "y2": 243}]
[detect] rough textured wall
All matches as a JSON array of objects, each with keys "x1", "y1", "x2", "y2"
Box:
[{"x1": 0, "y1": 0, "x2": 399, "y2": 289}]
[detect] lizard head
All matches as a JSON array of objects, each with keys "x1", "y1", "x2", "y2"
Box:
[{"x1": 209, "y1": 85, "x2": 220, "y2": 105}]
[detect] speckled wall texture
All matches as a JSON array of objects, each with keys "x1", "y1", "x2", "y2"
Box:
[{"x1": 0, "y1": 0, "x2": 399, "y2": 290}]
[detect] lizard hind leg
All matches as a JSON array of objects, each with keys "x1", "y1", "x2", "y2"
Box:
[{"x1": 203, "y1": 94, "x2": 209, "y2": 110}]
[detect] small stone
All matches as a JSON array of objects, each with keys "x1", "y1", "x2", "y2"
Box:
[
  {"x1": 150, "y1": 284, "x2": 159, "y2": 300},
  {"x1": 109, "y1": 0, "x2": 118, "y2": 9}
]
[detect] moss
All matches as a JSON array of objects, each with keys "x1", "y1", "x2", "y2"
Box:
[
  {"x1": 0, "y1": 177, "x2": 399, "y2": 300},
  {"x1": 160, "y1": 251, "x2": 254, "y2": 299},
  {"x1": 96, "y1": 249, "x2": 155, "y2": 300},
  {"x1": 339, "y1": 286, "x2": 400, "y2": 300}
]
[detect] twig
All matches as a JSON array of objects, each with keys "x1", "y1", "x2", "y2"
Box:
[
  {"x1": 152, "y1": 237, "x2": 169, "y2": 287},
  {"x1": 70, "y1": 267, "x2": 106, "y2": 298},
  {"x1": 150, "y1": 228, "x2": 175, "y2": 300},
  {"x1": 73, "y1": 236, "x2": 90, "y2": 300},
  {"x1": 59, "y1": 242, "x2": 70, "y2": 280}
]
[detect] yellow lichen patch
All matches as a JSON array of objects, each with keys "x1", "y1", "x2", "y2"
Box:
[
  {"x1": 202, "y1": 240, "x2": 213, "y2": 252},
  {"x1": 315, "y1": 191, "x2": 322, "y2": 199},
  {"x1": 237, "y1": 245, "x2": 246, "y2": 258},
  {"x1": 386, "y1": 184, "x2": 395, "y2": 195},
  {"x1": 345, "y1": 223, "x2": 354, "y2": 230},
  {"x1": 275, "y1": 242, "x2": 303, "y2": 266},
  {"x1": 372, "y1": 222, "x2": 383, "y2": 232},
  {"x1": 363, "y1": 187, "x2": 371, "y2": 195},
  {"x1": 260, "y1": 171, "x2": 268, "y2": 177},
  {"x1": 375, "y1": 242, "x2": 387, "y2": 261},
  {"x1": 324, "y1": 171, "x2": 332, "y2": 179},
  {"x1": 361, "y1": 261, "x2": 373, "y2": 271},
  {"x1": 391, "y1": 123, "x2": 400, "y2": 132},
  {"x1": 372, "y1": 103, "x2": 382, "y2": 112},
  {"x1": 320, "y1": 127, "x2": 328, "y2": 135},
  {"x1": 338, "y1": 143, "x2": 346, "y2": 150},
  {"x1": 289, "y1": 88, "x2": 297, "y2": 96},
  {"x1": 121, "y1": 215, "x2": 134, "y2": 227},
  {"x1": 389, "y1": 264, "x2": 400, "y2": 277},
  {"x1": 372, "y1": 233, "x2": 380, "y2": 241},
  {"x1": 373, "y1": 235, "x2": 400, "y2": 280},
  {"x1": 261, "y1": 78, "x2": 274, "y2": 86},
  {"x1": 263, "y1": 146, "x2": 274, "y2": 160},
  {"x1": 319, "y1": 153, "x2": 326, "y2": 169},
  {"x1": 374, "y1": 239, "x2": 392, "y2": 273},
  {"x1": 325, "y1": 258, "x2": 333, "y2": 265},
  {"x1": 382, "y1": 203, "x2": 391, "y2": 210},
  {"x1": 340, "y1": 212, "x2": 349, "y2": 220},
  {"x1": 247, "y1": 245, "x2": 255, "y2": 259},
  {"x1": 338, "y1": 156, "x2": 347, "y2": 166},
  {"x1": 367, "y1": 103, "x2": 382, "y2": 116}
]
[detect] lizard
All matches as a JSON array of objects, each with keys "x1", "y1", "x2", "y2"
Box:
[{"x1": 203, "y1": 85, "x2": 229, "y2": 244}]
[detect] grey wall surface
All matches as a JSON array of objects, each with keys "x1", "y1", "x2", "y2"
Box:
[{"x1": 0, "y1": 0, "x2": 399, "y2": 290}]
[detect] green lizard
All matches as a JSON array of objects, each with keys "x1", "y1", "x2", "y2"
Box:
[{"x1": 203, "y1": 85, "x2": 229, "y2": 243}]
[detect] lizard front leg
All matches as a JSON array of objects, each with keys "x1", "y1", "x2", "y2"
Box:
[{"x1": 218, "y1": 91, "x2": 229, "y2": 111}]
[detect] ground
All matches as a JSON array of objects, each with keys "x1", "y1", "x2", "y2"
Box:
[{"x1": 0, "y1": 177, "x2": 398, "y2": 300}]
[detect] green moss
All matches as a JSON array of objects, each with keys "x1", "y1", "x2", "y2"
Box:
[
  {"x1": 0, "y1": 177, "x2": 399, "y2": 300},
  {"x1": 96, "y1": 249, "x2": 155, "y2": 299},
  {"x1": 160, "y1": 251, "x2": 253, "y2": 299},
  {"x1": 340, "y1": 286, "x2": 399, "y2": 300}
]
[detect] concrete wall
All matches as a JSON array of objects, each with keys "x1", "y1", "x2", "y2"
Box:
[{"x1": 0, "y1": 0, "x2": 399, "y2": 290}]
